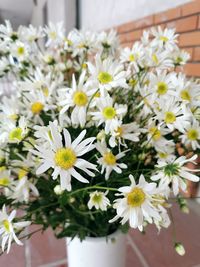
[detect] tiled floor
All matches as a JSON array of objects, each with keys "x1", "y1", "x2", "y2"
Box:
[{"x1": 1, "y1": 202, "x2": 200, "y2": 267}]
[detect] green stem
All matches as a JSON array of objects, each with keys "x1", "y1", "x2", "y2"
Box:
[{"x1": 68, "y1": 185, "x2": 118, "y2": 196}]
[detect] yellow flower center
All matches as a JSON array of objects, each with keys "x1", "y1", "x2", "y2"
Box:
[
  {"x1": 152, "y1": 54, "x2": 159, "y2": 64},
  {"x1": 129, "y1": 79, "x2": 137, "y2": 87},
  {"x1": 165, "y1": 112, "x2": 176, "y2": 124},
  {"x1": 129, "y1": 54, "x2": 135, "y2": 62},
  {"x1": 103, "y1": 152, "x2": 116, "y2": 165},
  {"x1": 82, "y1": 63, "x2": 87, "y2": 69},
  {"x1": 158, "y1": 152, "x2": 168, "y2": 159},
  {"x1": 187, "y1": 129, "x2": 198, "y2": 140},
  {"x1": 149, "y1": 127, "x2": 161, "y2": 141},
  {"x1": 157, "y1": 82, "x2": 168, "y2": 95},
  {"x1": 31, "y1": 102, "x2": 44, "y2": 114},
  {"x1": 54, "y1": 148, "x2": 76, "y2": 169},
  {"x1": 17, "y1": 46, "x2": 25, "y2": 55},
  {"x1": 92, "y1": 193, "x2": 103, "y2": 204},
  {"x1": 98, "y1": 72, "x2": 113, "y2": 84},
  {"x1": 9, "y1": 127, "x2": 23, "y2": 141},
  {"x1": 102, "y1": 106, "x2": 116, "y2": 120},
  {"x1": 115, "y1": 127, "x2": 123, "y2": 137},
  {"x1": 3, "y1": 220, "x2": 10, "y2": 232},
  {"x1": 18, "y1": 168, "x2": 28, "y2": 180},
  {"x1": 73, "y1": 91, "x2": 88, "y2": 106},
  {"x1": 160, "y1": 36, "x2": 169, "y2": 42},
  {"x1": 8, "y1": 114, "x2": 18, "y2": 120},
  {"x1": 0, "y1": 177, "x2": 10, "y2": 186},
  {"x1": 127, "y1": 187, "x2": 146, "y2": 207},
  {"x1": 180, "y1": 90, "x2": 191, "y2": 102},
  {"x1": 42, "y1": 87, "x2": 49, "y2": 97},
  {"x1": 94, "y1": 91, "x2": 101, "y2": 98},
  {"x1": 49, "y1": 31, "x2": 57, "y2": 39}
]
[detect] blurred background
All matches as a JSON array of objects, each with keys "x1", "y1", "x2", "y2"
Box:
[{"x1": 0, "y1": 0, "x2": 200, "y2": 266}]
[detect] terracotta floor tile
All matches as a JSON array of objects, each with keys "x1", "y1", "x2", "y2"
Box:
[
  {"x1": 126, "y1": 242, "x2": 144, "y2": 267},
  {"x1": 0, "y1": 243, "x2": 26, "y2": 267},
  {"x1": 129, "y1": 204, "x2": 200, "y2": 267},
  {"x1": 29, "y1": 226, "x2": 66, "y2": 267}
]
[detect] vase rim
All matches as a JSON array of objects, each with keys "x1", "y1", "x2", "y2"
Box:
[{"x1": 67, "y1": 229, "x2": 126, "y2": 243}]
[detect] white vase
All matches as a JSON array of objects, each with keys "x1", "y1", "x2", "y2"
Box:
[{"x1": 66, "y1": 230, "x2": 127, "y2": 267}]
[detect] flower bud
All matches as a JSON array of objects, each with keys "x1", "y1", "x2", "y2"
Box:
[
  {"x1": 175, "y1": 242, "x2": 185, "y2": 256},
  {"x1": 54, "y1": 185, "x2": 64, "y2": 195}
]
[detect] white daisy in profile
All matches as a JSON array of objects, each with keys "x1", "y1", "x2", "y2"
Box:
[
  {"x1": 151, "y1": 154, "x2": 200, "y2": 195},
  {"x1": 109, "y1": 122, "x2": 143, "y2": 147},
  {"x1": 96, "y1": 142, "x2": 127, "y2": 179},
  {"x1": 0, "y1": 205, "x2": 30, "y2": 253},
  {"x1": 179, "y1": 119, "x2": 200, "y2": 150},
  {"x1": 88, "y1": 191, "x2": 110, "y2": 211},
  {"x1": 87, "y1": 54, "x2": 128, "y2": 95},
  {"x1": 109, "y1": 174, "x2": 161, "y2": 230},
  {"x1": 58, "y1": 71, "x2": 96, "y2": 127},
  {"x1": 33, "y1": 122, "x2": 97, "y2": 191},
  {"x1": 91, "y1": 95, "x2": 127, "y2": 134}
]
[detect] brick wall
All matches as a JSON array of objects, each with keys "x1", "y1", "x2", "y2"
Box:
[{"x1": 115, "y1": 0, "x2": 200, "y2": 77}]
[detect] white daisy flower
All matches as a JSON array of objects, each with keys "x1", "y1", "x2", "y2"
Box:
[
  {"x1": 88, "y1": 191, "x2": 110, "y2": 211},
  {"x1": 0, "y1": 95, "x2": 19, "y2": 121},
  {"x1": 151, "y1": 154, "x2": 200, "y2": 195},
  {"x1": 143, "y1": 48, "x2": 173, "y2": 69},
  {"x1": 58, "y1": 72, "x2": 96, "y2": 127},
  {"x1": 155, "y1": 97, "x2": 190, "y2": 132},
  {"x1": 179, "y1": 119, "x2": 200, "y2": 150},
  {"x1": 0, "y1": 205, "x2": 30, "y2": 253},
  {"x1": 33, "y1": 122, "x2": 97, "y2": 191},
  {"x1": 120, "y1": 42, "x2": 144, "y2": 72},
  {"x1": 109, "y1": 122, "x2": 143, "y2": 148},
  {"x1": 10, "y1": 41, "x2": 29, "y2": 62},
  {"x1": 0, "y1": 116, "x2": 28, "y2": 145},
  {"x1": 87, "y1": 54, "x2": 128, "y2": 96},
  {"x1": 44, "y1": 22, "x2": 65, "y2": 47},
  {"x1": 91, "y1": 95, "x2": 127, "y2": 134},
  {"x1": 109, "y1": 174, "x2": 161, "y2": 230},
  {"x1": 96, "y1": 142, "x2": 127, "y2": 180},
  {"x1": 151, "y1": 27, "x2": 178, "y2": 51}
]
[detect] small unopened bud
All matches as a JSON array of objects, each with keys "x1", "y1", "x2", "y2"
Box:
[
  {"x1": 54, "y1": 185, "x2": 64, "y2": 195},
  {"x1": 180, "y1": 204, "x2": 189, "y2": 214},
  {"x1": 69, "y1": 197, "x2": 75, "y2": 203},
  {"x1": 175, "y1": 242, "x2": 185, "y2": 256},
  {"x1": 97, "y1": 130, "x2": 106, "y2": 141}
]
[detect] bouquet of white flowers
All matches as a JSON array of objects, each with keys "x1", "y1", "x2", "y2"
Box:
[{"x1": 0, "y1": 21, "x2": 199, "y2": 255}]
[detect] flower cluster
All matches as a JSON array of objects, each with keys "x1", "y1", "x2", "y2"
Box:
[{"x1": 0, "y1": 21, "x2": 199, "y2": 253}]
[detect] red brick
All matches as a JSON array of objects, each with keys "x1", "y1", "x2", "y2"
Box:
[
  {"x1": 183, "y1": 63, "x2": 200, "y2": 76},
  {"x1": 119, "y1": 30, "x2": 142, "y2": 43},
  {"x1": 121, "y1": 42, "x2": 133, "y2": 48},
  {"x1": 179, "y1": 31, "x2": 200, "y2": 46},
  {"x1": 194, "y1": 46, "x2": 200, "y2": 60},
  {"x1": 167, "y1": 15, "x2": 198, "y2": 33},
  {"x1": 155, "y1": 6, "x2": 181, "y2": 24},
  {"x1": 117, "y1": 15, "x2": 154, "y2": 33},
  {"x1": 198, "y1": 15, "x2": 200, "y2": 28},
  {"x1": 181, "y1": 0, "x2": 200, "y2": 16}
]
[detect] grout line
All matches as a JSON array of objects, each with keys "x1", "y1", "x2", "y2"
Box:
[
  {"x1": 24, "y1": 226, "x2": 32, "y2": 267},
  {"x1": 38, "y1": 258, "x2": 68, "y2": 267},
  {"x1": 127, "y1": 234, "x2": 151, "y2": 267}
]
